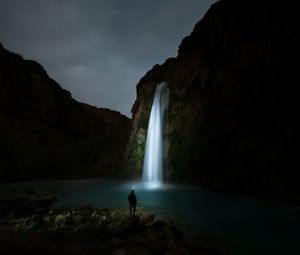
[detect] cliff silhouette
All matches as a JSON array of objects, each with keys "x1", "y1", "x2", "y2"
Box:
[{"x1": 0, "y1": 43, "x2": 130, "y2": 180}]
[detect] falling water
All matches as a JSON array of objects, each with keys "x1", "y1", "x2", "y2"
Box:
[{"x1": 143, "y1": 82, "x2": 169, "y2": 185}]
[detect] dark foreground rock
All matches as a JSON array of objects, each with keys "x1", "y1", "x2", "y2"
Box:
[
  {"x1": 0, "y1": 43, "x2": 131, "y2": 181},
  {"x1": 0, "y1": 198, "x2": 228, "y2": 255}
]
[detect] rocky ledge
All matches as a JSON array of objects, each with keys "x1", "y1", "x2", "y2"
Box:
[{"x1": 0, "y1": 197, "x2": 227, "y2": 255}]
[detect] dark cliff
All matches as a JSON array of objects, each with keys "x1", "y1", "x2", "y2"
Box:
[
  {"x1": 0, "y1": 43, "x2": 131, "y2": 181},
  {"x1": 128, "y1": 0, "x2": 300, "y2": 201}
]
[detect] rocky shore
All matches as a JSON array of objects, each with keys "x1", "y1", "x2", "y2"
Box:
[{"x1": 0, "y1": 195, "x2": 227, "y2": 255}]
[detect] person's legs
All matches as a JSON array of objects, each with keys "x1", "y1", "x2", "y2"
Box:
[{"x1": 133, "y1": 204, "x2": 136, "y2": 215}]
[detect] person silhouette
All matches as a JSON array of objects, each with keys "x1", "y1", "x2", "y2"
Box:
[{"x1": 128, "y1": 189, "x2": 137, "y2": 216}]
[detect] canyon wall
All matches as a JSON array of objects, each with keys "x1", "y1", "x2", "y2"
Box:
[
  {"x1": 0, "y1": 43, "x2": 131, "y2": 181},
  {"x1": 128, "y1": 0, "x2": 300, "y2": 200}
]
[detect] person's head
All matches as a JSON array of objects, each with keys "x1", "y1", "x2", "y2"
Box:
[{"x1": 131, "y1": 189, "x2": 134, "y2": 194}]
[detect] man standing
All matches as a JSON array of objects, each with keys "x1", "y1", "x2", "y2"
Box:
[{"x1": 128, "y1": 189, "x2": 137, "y2": 216}]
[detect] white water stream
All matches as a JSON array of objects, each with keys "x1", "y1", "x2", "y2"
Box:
[{"x1": 142, "y1": 82, "x2": 169, "y2": 185}]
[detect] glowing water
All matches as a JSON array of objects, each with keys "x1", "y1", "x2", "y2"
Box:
[{"x1": 143, "y1": 82, "x2": 169, "y2": 185}]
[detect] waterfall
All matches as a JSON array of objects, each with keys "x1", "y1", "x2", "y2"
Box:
[{"x1": 143, "y1": 82, "x2": 169, "y2": 185}]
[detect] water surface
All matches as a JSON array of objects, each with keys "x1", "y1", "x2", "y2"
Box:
[{"x1": 1, "y1": 179, "x2": 299, "y2": 255}]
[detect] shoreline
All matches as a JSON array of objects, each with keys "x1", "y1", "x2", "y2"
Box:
[{"x1": 0, "y1": 195, "x2": 227, "y2": 255}]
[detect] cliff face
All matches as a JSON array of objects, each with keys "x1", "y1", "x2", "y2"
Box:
[
  {"x1": 128, "y1": 0, "x2": 300, "y2": 199},
  {"x1": 0, "y1": 43, "x2": 131, "y2": 181}
]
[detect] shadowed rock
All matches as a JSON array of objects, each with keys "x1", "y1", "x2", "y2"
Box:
[{"x1": 0, "y1": 45, "x2": 131, "y2": 181}]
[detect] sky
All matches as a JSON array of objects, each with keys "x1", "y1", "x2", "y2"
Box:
[{"x1": 0, "y1": 0, "x2": 217, "y2": 117}]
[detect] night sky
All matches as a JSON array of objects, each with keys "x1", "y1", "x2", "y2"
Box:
[{"x1": 0, "y1": 0, "x2": 216, "y2": 117}]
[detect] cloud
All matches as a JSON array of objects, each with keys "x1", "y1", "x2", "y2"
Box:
[{"x1": 0, "y1": 0, "x2": 217, "y2": 116}]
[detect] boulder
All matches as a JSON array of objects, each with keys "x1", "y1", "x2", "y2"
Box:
[{"x1": 123, "y1": 215, "x2": 142, "y2": 233}]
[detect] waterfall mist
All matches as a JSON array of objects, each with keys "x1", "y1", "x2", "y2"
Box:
[{"x1": 143, "y1": 82, "x2": 169, "y2": 186}]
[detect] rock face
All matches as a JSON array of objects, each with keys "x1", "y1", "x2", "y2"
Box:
[
  {"x1": 128, "y1": 0, "x2": 300, "y2": 199},
  {"x1": 0, "y1": 43, "x2": 130, "y2": 180}
]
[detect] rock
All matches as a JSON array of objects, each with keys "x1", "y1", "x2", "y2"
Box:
[
  {"x1": 123, "y1": 215, "x2": 141, "y2": 233},
  {"x1": 0, "y1": 220, "x2": 7, "y2": 225},
  {"x1": 146, "y1": 219, "x2": 166, "y2": 229},
  {"x1": 72, "y1": 214, "x2": 84, "y2": 224},
  {"x1": 26, "y1": 222, "x2": 38, "y2": 230},
  {"x1": 43, "y1": 215, "x2": 53, "y2": 224},
  {"x1": 163, "y1": 225, "x2": 184, "y2": 240},
  {"x1": 91, "y1": 210, "x2": 100, "y2": 218},
  {"x1": 31, "y1": 215, "x2": 43, "y2": 225},
  {"x1": 64, "y1": 215, "x2": 74, "y2": 225},
  {"x1": 72, "y1": 224, "x2": 89, "y2": 233},
  {"x1": 127, "y1": 0, "x2": 300, "y2": 202},
  {"x1": 48, "y1": 209, "x2": 56, "y2": 215},
  {"x1": 107, "y1": 221, "x2": 123, "y2": 235},
  {"x1": 1, "y1": 206, "x2": 228, "y2": 255},
  {"x1": 0, "y1": 208, "x2": 6, "y2": 218},
  {"x1": 0, "y1": 44, "x2": 131, "y2": 181},
  {"x1": 111, "y1": 237, "x2": 125, "y2": 246},
  {"x1": 50, "y1": 197, "x2": 58, "y2": 202},
  {"x1": 113, "y1": 249, "x2": 127, "y2": 255},
  {"x1": 126, "y1": 247, "x2": 151, "y2": 255},
  {"x1": 16, "y1": 217, "x2": 31, "y2": 227},
  {"x1": 54, "y1": 214, "x2": 66, "y2": 226},
  {"x1": 140, "y1": 214, "x2": 155, "y2": 225}
]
